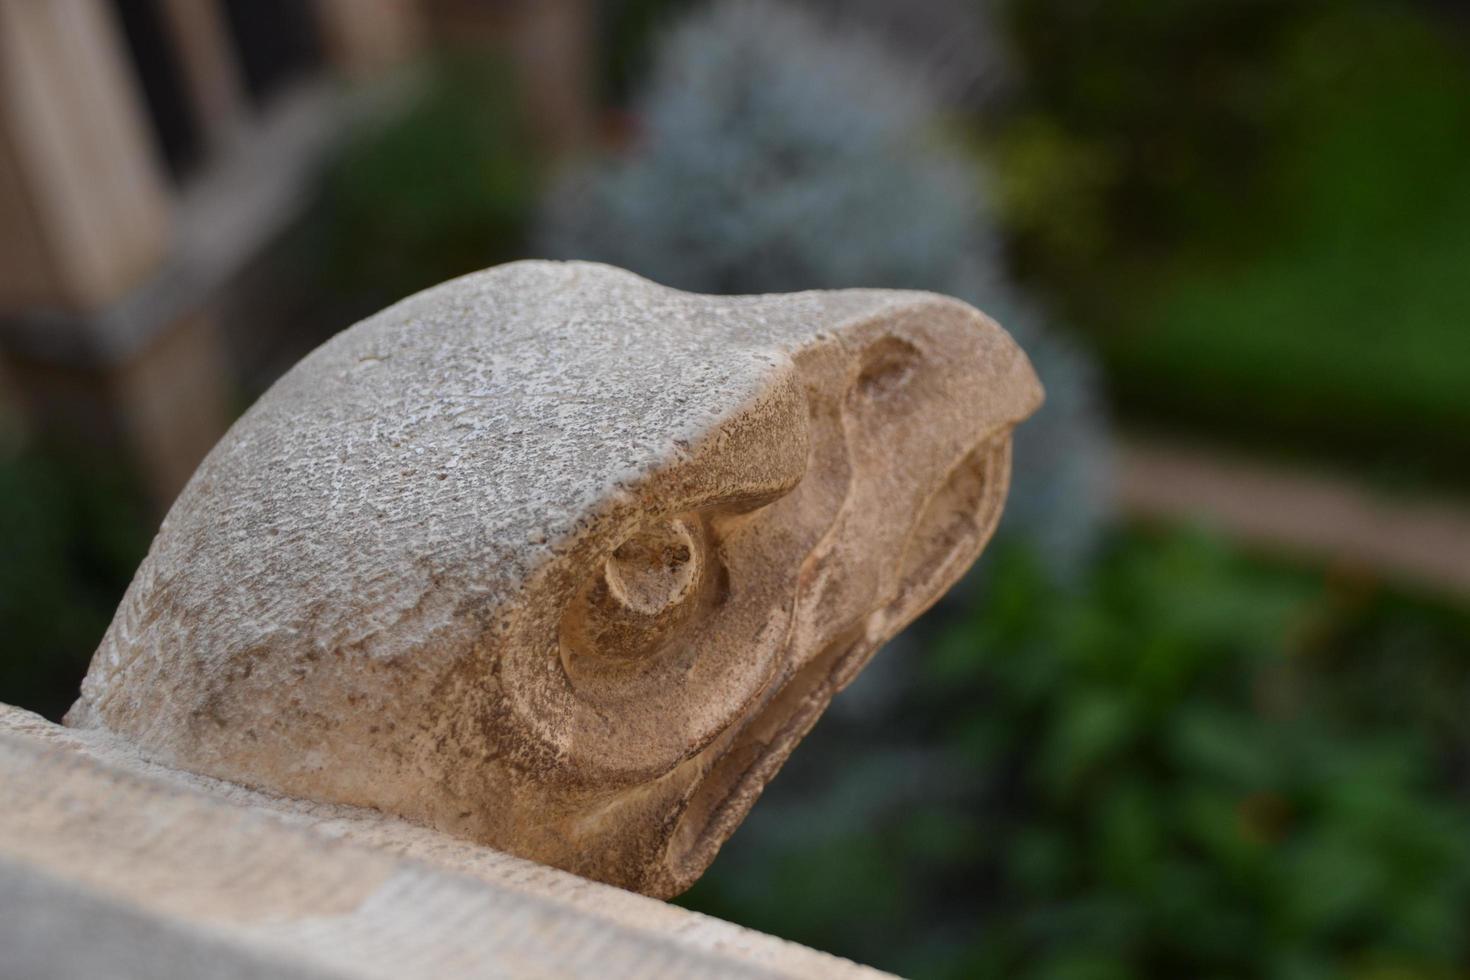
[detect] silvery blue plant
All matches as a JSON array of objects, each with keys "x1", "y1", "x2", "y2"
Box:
[{"x1": 538, "y1": 0, "x2": 1110, "y2": 584}]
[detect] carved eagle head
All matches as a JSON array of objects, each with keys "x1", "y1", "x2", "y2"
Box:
[{"x1": 68, "y1": 261, "x2": 1042, "y2": 897}]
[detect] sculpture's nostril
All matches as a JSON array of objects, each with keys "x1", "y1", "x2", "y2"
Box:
[
  {"x1": 604, "y1": 520, "x2": 701, "y2": 616},
  {"x1": 851, "y1": 335, "x2": 921, "y2": 402}
]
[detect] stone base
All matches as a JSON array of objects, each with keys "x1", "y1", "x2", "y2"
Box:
[{"x1": 0, "y1": 704, "x2": 885, "y2": 979}]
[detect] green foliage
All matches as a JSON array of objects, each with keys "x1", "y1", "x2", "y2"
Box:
[
  {"x1": 598, "y1": 0, "x2": 703, "y2": 105},
  {"x1": 997, "y1": 0, "x2": 1470, "y2": 486},
  {"x1": 1113, "y1": 4, "x2": 1470, "y2": 485},
  {"x1": 682, "y1": 531, "x2": 1470, "y2": 978},
  {"x1": 998, "y1": 0, "x2": 1308, "y2": 285},
  {"x1": 317, "y1": 55, "x2": 540, "y2": 308},
  {"x1": 0, "y1": 446, "x2": 151, "y2": 720}
]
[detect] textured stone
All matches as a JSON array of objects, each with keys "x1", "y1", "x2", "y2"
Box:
[
  {"x1": 67, "y1": 260, "x2": 1042, "y2": 896},
  {"x1": 0, "y1": 704, "x2": 885, "y2": 979}
]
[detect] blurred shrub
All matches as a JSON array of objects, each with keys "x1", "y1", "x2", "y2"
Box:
[
  {"x1": 998, "y1": 0, "x2": 1308, "y2": 286},
  {"x1": 998, "y1": 0, "x2": 1470, "y2": 486},
  {"x1": 1113, "y1": 3, "x2": 1470, "y2": 486},
  {"x1": 684, "y1": 531, "x2": 1470, "y2": 978},
  {"x1": 0, "y1": 445, "x2": 150, "y2": 720},
  {"x1": 317, "y1": 55, "x2": 540, "y2": 309},
  {"x1": 540, "y1": 0, "x2": 1110, "y2": 581},
  {"x1": 598, "y1": 0, "x2": 703, "y2": 106}
]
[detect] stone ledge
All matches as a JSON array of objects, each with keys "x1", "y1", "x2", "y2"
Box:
[{"x1": 0, "y1": 704, "x2": 886, "y2": 980}]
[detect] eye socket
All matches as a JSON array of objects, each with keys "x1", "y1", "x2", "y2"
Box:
[
  {"x1": 559, "y1": 515, "x2": 710, "y2": 677},
  {"x1": 604, "y1": 520, "x2": 699, "y2": 616}
]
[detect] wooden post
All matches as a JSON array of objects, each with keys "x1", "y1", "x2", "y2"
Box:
[
  {"x1": 315, "y1": 0, "x2": 424, "y2": 78},
  {"x1": 0, "y1": 0, "x2": 172, "y2": 312},
  {"x1": 158, "y1": 0, "x2": 248, "y2": 150}
]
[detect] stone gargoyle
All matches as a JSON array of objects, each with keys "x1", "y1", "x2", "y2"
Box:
[{"x1": 67, "y1": 260, "x2": 1042, "y2": 898}]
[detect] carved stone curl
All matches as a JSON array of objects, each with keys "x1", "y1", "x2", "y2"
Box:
[{"x1": 67, "y1": 261, "x2": 1042, "y2": 897}]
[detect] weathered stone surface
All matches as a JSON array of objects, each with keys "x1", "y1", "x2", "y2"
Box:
[
  {"x1": 67, "y1": 260, "x2": 1042, "y2": 897},
  {"x1": 1, "y1": 704, "x2": 885, "y2": 979}
]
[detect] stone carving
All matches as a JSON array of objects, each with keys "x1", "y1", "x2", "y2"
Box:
[{"x1": 66, "y1": 261, "x2": 1042, "y2": 897}]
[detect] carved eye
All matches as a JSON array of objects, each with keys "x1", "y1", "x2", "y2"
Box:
[
  {"x1": 604, "y1": 520, "x2": 700, "y2": 617},
  {"x1": 559, "y1": 515, "x2": 711, "y2": 678}
]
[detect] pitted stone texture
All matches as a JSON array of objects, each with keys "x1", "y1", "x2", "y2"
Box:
[
  {"x1": 68, "y1": 260, "x2": 1042, "y2": 896},
  {"x1": 1, "y1": 705, "x2": 885, "y2": 980}
]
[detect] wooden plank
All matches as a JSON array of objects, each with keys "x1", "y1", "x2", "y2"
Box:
[
  {"x1": 159, "y1": 0, "x2": 247, "y2": 148},
  {"x1": 0, "y1": 0, "x2": 172, "y2": 311},
  {"x1": 1119, "y1": 436, "x2": 1470, "y2": 596}
]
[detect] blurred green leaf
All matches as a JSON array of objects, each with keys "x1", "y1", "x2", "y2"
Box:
[{"x1": 685, "y1": 529, "x2": 1470, "y2": 978}]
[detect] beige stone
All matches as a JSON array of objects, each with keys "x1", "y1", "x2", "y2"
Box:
[
  {"x1": 1, "y1": 703, "x2": 885, "y2": 979},
  {"x1": 67, "y1": 260, "x2": 1042, "y2": 897}
]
